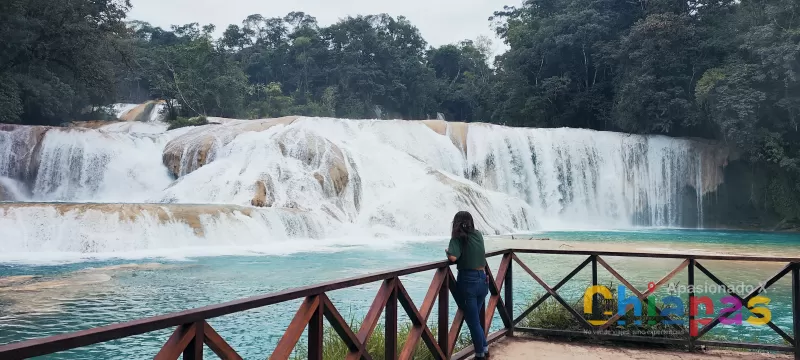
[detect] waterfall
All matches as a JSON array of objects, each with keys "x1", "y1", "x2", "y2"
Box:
[
  {"x1": 697, "y1": 155, "x2": 704, "y2": 228},
  {"x1": 463, "y1": 126, "x2": 722, "y2": 229},
  {"x1": 0, "y1": 113, "x2": 729, "y2": 258},
  {"x1": 29, "y1": 129, "x2": 173, "y2": 202}
]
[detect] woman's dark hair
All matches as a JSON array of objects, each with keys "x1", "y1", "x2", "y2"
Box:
[{"x1": 451, "y1": 211, "x2": 475, "y2": 239}]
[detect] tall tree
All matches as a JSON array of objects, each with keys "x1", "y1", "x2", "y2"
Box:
[
  {"x1": 0, "y1": 0, "x2": 132, "y2": 124},
  {"x1": 489, "y1": 0, "x2": 643, "y2": 128},
  {"x1": 697, "y1": 0, "x2": 800, "y2": 220}
]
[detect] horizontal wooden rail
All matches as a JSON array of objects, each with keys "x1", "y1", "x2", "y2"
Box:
[
  {"x1": 512, "y1": 248, "x2": 800, "y2": 262},
  {"x1": 1, "y1": 248, "x2": 799, "y2": 359}
]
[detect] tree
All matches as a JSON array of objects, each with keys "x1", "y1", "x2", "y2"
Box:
[
  {"x1": 489, "y1": 0, "x2": 643, "y2": 128},
  {"x1": 696, "y1": 0, "x2": 800, "y2": 220},
  {"x1": 122, "y1": 22, "x2": 248, "y2": 120},
  {"x1": 427, "y1": 40, "x2": 494, "y2": 121},
  {"x1": 0, "y1": 0, "x2": 132, "y2": 124}
]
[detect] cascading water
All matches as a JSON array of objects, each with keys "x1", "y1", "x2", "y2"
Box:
[
  {"x1": 0, "y1": 110, "x2": 729, "y2": 259},
  {"x1": 464, "y1": 125, "x2": 722, "y2": 229},
  {"x1": 30, "y1": 129, "x2": 173, "y2": 202}
]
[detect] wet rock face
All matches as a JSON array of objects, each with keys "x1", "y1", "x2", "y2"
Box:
[
  {"x1": 250, "y1": 176, "x2": 275, "y2": 208},
  {"x1": 0, "y1": 124, "x2": 53, "y2": 186},
  {"x1": 421, "y1": 120, "x2": 470, "y2": 156},
  {"x1": 0, "y1": 182, "x2": 11, "y2": 201},
  {"x1": 117, "y1": 100, "x2": 164, "y2": 122},
  {"x1": 161, "y1": 116, "x2": 298, "y2": 178}
]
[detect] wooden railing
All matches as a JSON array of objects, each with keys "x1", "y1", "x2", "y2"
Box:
[{"x1": 1, "y1": 248, "x2": 800, "y2": 359}]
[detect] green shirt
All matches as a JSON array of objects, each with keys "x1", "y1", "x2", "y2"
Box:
[{"x1": 447, "y1": 230, "x2": 486, "y2": 270}]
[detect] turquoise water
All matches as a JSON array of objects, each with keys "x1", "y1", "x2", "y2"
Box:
[
  {"x1": 533, "y1": 228, "x2": 800, "y2": 247},
  {"x1": 2, "y1": 229, "x2": 800, "y2": 359}
]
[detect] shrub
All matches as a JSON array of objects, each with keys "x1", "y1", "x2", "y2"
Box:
[
  {"x1": 289, "y1": 317, "x2": 471, "y2": 360},
  {"x1": 518, "y1": 283, "x2": 687, "y2": 342},
  {"x1": 167, "y1": 115, "x2": 209, "y2": 130}
]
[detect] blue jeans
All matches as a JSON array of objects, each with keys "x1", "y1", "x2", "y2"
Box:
[{"x1": 456, "y1": 269, "x2": 489, "y2": 356}]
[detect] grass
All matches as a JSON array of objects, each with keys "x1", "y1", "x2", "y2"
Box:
[{"x1": 288, "y1": 316, "x2": 472, "y2": 360}]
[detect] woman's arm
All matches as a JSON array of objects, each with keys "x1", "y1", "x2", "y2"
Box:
[
  {"x1": 445, "y1": 249, "x2": 457, "y2": 262},
  {"x1": 446, "y1": 237, "x2": 461, "y2": 263}
]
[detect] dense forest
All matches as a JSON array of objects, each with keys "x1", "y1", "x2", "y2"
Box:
[{"x1": 0, "y1": 0, "x2": 798, "y2": 226}]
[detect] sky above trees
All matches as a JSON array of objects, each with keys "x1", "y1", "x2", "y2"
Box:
[{"x1": 127, "y1": 0, "x2": 513, "y2": 57}]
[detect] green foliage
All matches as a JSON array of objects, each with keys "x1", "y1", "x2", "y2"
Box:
[
  {"x1": 612, "y1": 13, "x2": 706, "y2": 134},
  {"x1": 0, "y1": 0, "x2": 132, "y2": 125},
  {"x1": 764, "y1": 168, "x2": 800, "y2": 222},
  {"x1": 695, "y1": 68, "x2": 726, "y2": 104},
  {"x1": 167, "y1": 116, "x2": 209, "y2": 130},
  {"x1": 127, "y1": 22, "x2": 248, "y2": 120},
  {"x1": 73, "y1": 106, "x2": 119, "y2": 122},
  {"x1": 0, "y1": 74, "x2": 22, "y2": 124}
]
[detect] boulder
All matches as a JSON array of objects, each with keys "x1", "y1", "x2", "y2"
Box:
[{"x1": 250, "y1": 176, "x2": 275, "y2": 208}]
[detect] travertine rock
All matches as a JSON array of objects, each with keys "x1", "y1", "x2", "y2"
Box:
[
  {"x1": 162, "y1": 116, "x2": 298, "y2": 177},
  {"x1": 250, "y1": 176, "x2": 275, "y2": 207}
]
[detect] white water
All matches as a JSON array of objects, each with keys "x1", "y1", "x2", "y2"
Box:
[
  {"x1": 112, "y1": 103, "x2": 139, "y2": 118},
  {"x1": 464, "y1": 126, "x2": 712, "y2": 228},
  {"x1": 0, "y1": 177, "x2": 27, "y2": 201},
  {"x1": 0, "y1": 114, "x2": 727, "y2": 260},
  {"x1": 159, "y1": 119, "x2": 535, "y2": 236},
  {"x1": 0, "y1": 204, "x2": 333, "y2": 263},
  {"x1": 30, "y1": 129, "x2": 174, "y2": 202}
]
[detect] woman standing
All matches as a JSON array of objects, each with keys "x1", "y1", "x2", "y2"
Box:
[{"x1": 445, "y1": 211, "x2": 489, "y2": 359}]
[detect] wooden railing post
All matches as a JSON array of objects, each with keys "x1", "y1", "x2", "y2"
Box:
[
  {"x1": 591, "y1": 254, "x2": 598, "y2": 331},
  {"x1": 183, "y1": 321, "x2": 204, "y2": 360},
  {"x1": 438, "y1": 268, "x2": 449, "y2": 356},
  {"x1": 309, "y1": 299, "x2": 324, "y2": 360},
  {"x1": 792, "y1": 263, "x2": 799, "y2": 360},
  {"x1": 386, "y1": 279, "x2": 398, "y2": 360},
  {"x1": 688, "y1": 258, "x2": 696, "y2": 352},
  {"x1": 505, "y1": 253, "x2": 514, "y2": 336}
]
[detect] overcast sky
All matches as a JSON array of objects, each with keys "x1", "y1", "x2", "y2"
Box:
[{"x1": 127, "y1": 0, "x2": 517, "y2": 57}]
